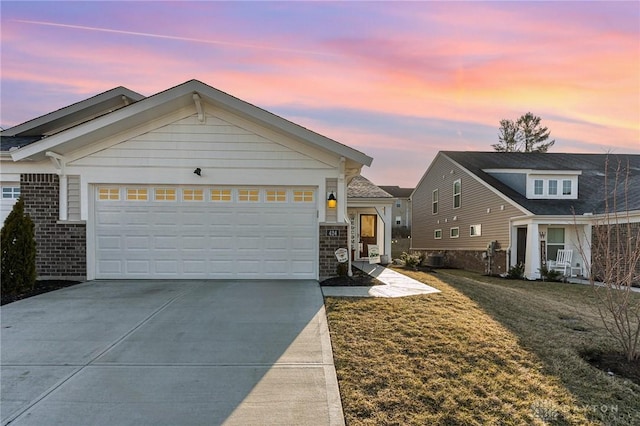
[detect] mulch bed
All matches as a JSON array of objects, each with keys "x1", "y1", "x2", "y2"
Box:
[
  {"x1": 1, "y1": 280, "x2": 82, "y2": 306},
  {"x1": 321, "y1": 268, "x2": 385, "y2": 287},
  {"x1": 581, "y1": 349, "x2": 640, "y2": 386}
]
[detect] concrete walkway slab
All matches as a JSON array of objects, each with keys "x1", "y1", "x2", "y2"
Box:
[
  {"x1": 1, "y1": 280, "x2": 344, "y2": 426},
  {"x1": 322, "y1": 262, "x2": 440, "y2": 298}
]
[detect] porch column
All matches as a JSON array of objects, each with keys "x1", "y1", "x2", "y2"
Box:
[
  {"x1": 524, "y1": 222, "x2": 540, "y2": 280},
  {"x1": 375, "y1": 205, "x2": 392, "y2": 258}
]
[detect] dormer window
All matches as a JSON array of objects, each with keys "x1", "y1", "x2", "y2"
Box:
[
  {"x1": 525, "y1": 171, "x2": 580, "y2": 199},
  {"x1": 534, "y1": 180, "x2": 543, "y2": 195}
]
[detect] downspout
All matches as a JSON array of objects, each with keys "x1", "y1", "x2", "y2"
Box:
[
  {"x1": 46, "y1": 151, "x2": 67, "y2": 221},
  {"x1": 340, "y1": 157, "x2": 353, "y2": 277}
]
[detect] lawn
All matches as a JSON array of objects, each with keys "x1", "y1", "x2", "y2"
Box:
[{"x1": 324, "y1": 268, "x2": 640, "y2": 425}]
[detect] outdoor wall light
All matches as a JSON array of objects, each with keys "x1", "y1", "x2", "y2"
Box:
[
  {"x1": 194, "y1": 168, "x2": 202, "y2": 176},
  {"x1": 327, "y1": 192, "x2": 337, "y2": 209}
]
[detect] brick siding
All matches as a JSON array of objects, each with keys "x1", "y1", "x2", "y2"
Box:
[
  {"x1": 419, "y1": 249, "x2": 507, "y2": 275},
  {"x1": 20, "y1": 174, "x2": 87, "y2": 279},
  {"x1": 319, "y1": 224, "x2": 349, "y2": 281}
]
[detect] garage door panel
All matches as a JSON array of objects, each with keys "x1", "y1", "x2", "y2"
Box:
[
  {"x1": 95, "y1": 186, "x2": 317, "y2": 279},
  {"x1": 155, "y1": 261, "x2": 178, "y2": 274},
  {"x1": 126, "y1": 260, "x2": 151, "y2": 274}
]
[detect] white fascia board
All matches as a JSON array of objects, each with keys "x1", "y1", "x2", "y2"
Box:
[
  {"x1": 11, "y1": 90, "x2": 194, "y2": 162},
  {"x1": 11, "y1": 79, "x2": 373, "y2": 167},
  {"x1": 483, "y1": 168, "x2": 582, "y2": 175},
  {"x1": 192, "y1": 81, "x2": 373, "y2": 167},
  {"x1": 1, "y1": 87, "x2": 145, "y2": 137}
]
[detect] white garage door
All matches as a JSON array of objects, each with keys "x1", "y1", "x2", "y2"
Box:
[{"x1": 94, "y1": 186, "x2": 317, "y2": 279}]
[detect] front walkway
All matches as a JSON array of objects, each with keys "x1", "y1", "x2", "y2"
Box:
[{"x1": 321, "y1": 262, "x2": 440, "y2": 298}]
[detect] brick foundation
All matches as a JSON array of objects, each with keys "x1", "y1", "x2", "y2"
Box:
[
  {"x1": 419, "y1": 249, "x2": 507, "y2": 275},
  {"x1": 20, "y1": 174, "x2": 87, "y2": 280},
  {"x1": 319, "y1": 224, "x2": 348, "y2": 281}
]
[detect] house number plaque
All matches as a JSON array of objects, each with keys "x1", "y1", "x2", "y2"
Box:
[{"x1": 326, "y1": 229, "x2": 340, "y2": 237}]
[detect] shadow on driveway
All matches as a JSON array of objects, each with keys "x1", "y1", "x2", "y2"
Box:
[{"x1": 1, "y1": 280, "x2": 343, "y2": 425}]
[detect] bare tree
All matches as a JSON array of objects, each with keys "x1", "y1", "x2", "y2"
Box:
[{"x1": 575, "y1": 157, "x2": 640, "y2": 362}]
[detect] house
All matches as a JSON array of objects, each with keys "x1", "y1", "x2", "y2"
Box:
[
  {"x1": 411, "y1": 151, "x2": 640, "y2": 279},
  {"x1": 347, "y1": 176, "x2": 394, "y2": 263},
  {"x1": 378, "y1": 185, "x2": 413, "y2": 237},
  {"x1": 0, "y1": 80, "x2": 378, "y2": 281}
]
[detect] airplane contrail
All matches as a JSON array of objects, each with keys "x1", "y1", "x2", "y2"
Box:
[{"x1": 14, "y1": 19, "x2": 337, "y2": 57}]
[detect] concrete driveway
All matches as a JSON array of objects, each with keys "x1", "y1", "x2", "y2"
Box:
[{"x1": 1, "y1": 280, "x2": 344, "y2": 425}]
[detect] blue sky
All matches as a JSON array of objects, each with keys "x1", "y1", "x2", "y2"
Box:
[{"x1": 2, "y1": 1, "x2": 638, "y2": 186}]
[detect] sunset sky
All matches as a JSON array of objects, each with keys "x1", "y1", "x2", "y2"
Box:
[{"x1": 1, "y1": 1, "x2": 638, "y2": 187}]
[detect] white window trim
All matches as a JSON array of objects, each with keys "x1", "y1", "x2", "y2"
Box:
[
  {"x1": 434, "y1": 229, "x2": 442, "y2": 240},
  {"x1": 450, "y1": 227, "x2": 459, "y2": 238},
  {"x1": 453, "y1": 179, "x2": 461, "y2": 209},
  {"x1": 432, "y1": 189, "x2": 438, "y2": 215},
  {"x1": 470, "y1": 224, "x2": 481, "y2": 237}
]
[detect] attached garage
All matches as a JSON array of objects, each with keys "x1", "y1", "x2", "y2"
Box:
[
  {"x1": 93, "y1": 186, "x2": 317, "y2": 279},
  {"x1": 3, "y1": 80, "x2": 373, "y2": 281}
]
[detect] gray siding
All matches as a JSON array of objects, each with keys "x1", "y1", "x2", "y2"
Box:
[{"x1": 412, "y1": 153, "x2": 525, "y2": 251}]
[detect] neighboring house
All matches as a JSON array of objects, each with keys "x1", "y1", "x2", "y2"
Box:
[
  {"x1": 0, "y1": 80, "x2": 374, "y2": 281},
  {"x1": 347, "y1": 176, "x2": 394, "y2": 263},
  {"x1": 411, "y1": 151, "x2": 640, "y2": 279},
  {"x1": 378, "y1": 185, "x2": 413, "y2": 236}
]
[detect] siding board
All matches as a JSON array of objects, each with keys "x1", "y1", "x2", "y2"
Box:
[
  {"x1": 71, "y1": 113, "x2": 333, "y2": 170},
  {"x1": 412, "y1": 153, "x2": 525, "y2": 251}
]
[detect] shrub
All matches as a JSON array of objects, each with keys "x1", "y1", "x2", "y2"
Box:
[
  {"x1": 539, "y1": 265, "x2": 563, "y2": 282},
  {"x1": 506, "y1": 263, "x2": 525, "y2": 279},
  {"x1": 400, "y1": 251, "x2": 424, "y2": 269},
  {"x1": 1, "y1": 198, "x2": 37, "y2": 295}
]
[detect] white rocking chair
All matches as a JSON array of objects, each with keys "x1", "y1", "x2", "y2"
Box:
[{"x1": 552, "y1": 249, "x2": 572, "y2": 276}]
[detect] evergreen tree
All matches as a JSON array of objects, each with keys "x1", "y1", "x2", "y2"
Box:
[
  {"x1": 1, "y1": 198, "x2": 37, "y2": 295},
  {"x1": 492, "y1": 112, "x2": 555, "y2": 152}
]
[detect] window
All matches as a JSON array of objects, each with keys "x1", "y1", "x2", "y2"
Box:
[
  {"x1": 183, "y1": 189, "x2": 204, "y2": 201},
  {"x1": 211, "y1": 189, "x2": 232, "y2": 202},
  {"x1": 432, "y1": 189, "x2": 438, "y2": 214},
  {"x1": 453, "y1": 179, "x2": 461, "y2": 209},
  {"x1": 98, "y1": 187, "x2": 119, "y2": 200},
  {"x1": 470, "y1": 224, "x2": 482, "y2": 237},
  {"x1": 450, "y1": 227, "x2": 459, "y2": 238},
  {"x1": 126, "y1": 188, "x2": 148, "y2": 201},
  {"x1": 395, "y1": 216, "x2": 402, "y2": 225},
  {"x1": 534, "y1": 179, "x2": 543, "y2": 195},
  {"x1": 155, "y1": 188, "x2": 176, "y2": 201},
  {"x1": 562, "y1": 180, "x2": 572, "y2": 195},
  {"x1": 2, "y1": 187, "x2": 20, "y2": 199},
  {"x1": 266, "y1": 190, "x2": 287, "y2": 202},
  {"x1": 548, "y1": 180, "x2": 558, "y2": 195},
  {"x1": 396, "y1": 200, "x2": 401, "y2": 208},
  {"x1": 293, "y1": 190, "x2": 314, "y2": 202},
  {"x1": 434, "y1": 229, "x2": 442, "y2": 239},
  {"x1": 547, "y1": 228, "x2": 565, "y2": 260},
  {"x1": 238, "y1": 189, "x2": 259, "y2": 202}
]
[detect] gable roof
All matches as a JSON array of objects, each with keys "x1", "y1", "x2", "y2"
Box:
[
  {"x1": 441, "y1": 151, "x2": 640, "y2": 215},
  {"x1": 1, "y1": 86, "x2": 144, "y2": 139},
  {"x1": 5, "y1": 80, "x2": 373, "y2": 167},
  {"x1": 348, "y1": 175, "x2": 393, "y2": 199},
  {"x1": 378, "y1": 186, "x2": 414, "y2": 198}
]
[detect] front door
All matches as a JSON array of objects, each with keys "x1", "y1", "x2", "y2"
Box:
[
  {"x1": 516, "y1": 227, "x2": 527, "y2": 265},
  {"x1": 360, "y1": 214, "x2": 377, "y2": 257}
]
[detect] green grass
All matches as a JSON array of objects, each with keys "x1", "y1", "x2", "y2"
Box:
[{"x1": 325, "y1": 268, "x2": 640, "y2": 425}]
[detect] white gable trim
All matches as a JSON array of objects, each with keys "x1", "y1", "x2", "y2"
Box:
[{"x1": 11, "y1": 80, "x2": 372, "y2": 167}]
